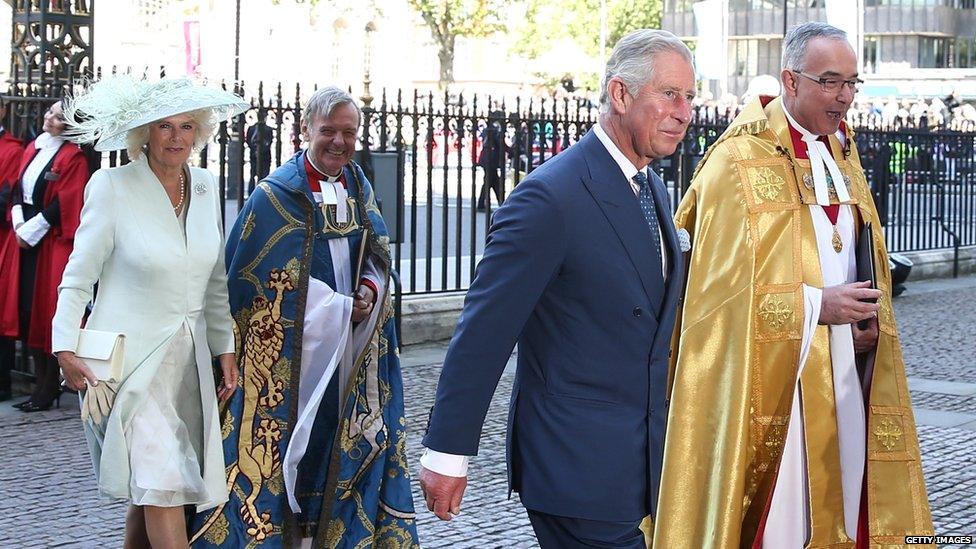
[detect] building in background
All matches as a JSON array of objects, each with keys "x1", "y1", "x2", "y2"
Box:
[
  {"x1": 663, "y1": 0, "x2": 976, "y2": 99},
  {"x1": 14, "y1": 0, "x2": 538, "y2": 101}
]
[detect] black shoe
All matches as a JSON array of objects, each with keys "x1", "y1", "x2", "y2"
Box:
[
  {"x1": 12, "y1": 398, "x2": 32, "y2": 409},
  {"x1": 20, "y1": 391, "x2": 61, "y2": 413}
]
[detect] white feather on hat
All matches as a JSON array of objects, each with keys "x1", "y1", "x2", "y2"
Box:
[{"x1": 62, "y1": 75, "x2": 249, "y2": 152}]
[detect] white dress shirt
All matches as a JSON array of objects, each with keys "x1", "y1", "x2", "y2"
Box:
[
  {"x1": 13, "y1": 132, "x2": 65, "y2": 246},
  {"x1": 592, "y1": 123, "x2": 668, "y2": 279}
]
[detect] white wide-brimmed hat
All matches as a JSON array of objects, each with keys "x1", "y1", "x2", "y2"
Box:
[{"x1": 63, "y1": 75, "x2": 249, "y2": 152}]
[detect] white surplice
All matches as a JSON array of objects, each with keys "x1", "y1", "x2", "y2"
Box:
[
  {"x1": 763, "y1": 201, "x2": 869, "y2": 547},
  {"x1": 281, "y1": 175, "x2": 386, "y2": 515}
]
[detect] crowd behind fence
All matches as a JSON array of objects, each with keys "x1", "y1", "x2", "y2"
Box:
[{"x1": 4, "y1": 81, "x2": 975, "y2": 295}]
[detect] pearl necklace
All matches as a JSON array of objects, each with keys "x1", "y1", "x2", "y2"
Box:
[{"x1": 172, "y1": 170, "x2": 186, "y2": 213}]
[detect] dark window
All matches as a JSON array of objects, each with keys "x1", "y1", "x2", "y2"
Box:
[
  {"x1": 864, "y1": 37, "x2": 880, "y2": 73},
  {"x1": 956, "y1": 37, "x2": 974, "y2": 68},
  {"x1": 919, "y1": 37, "x2": 950, "y2": 68},
  {"x1": 879, "y1": 35, "x2": 908, "y2": 65}
]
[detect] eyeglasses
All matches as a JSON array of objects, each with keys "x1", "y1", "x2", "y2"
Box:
[{"x1": 792, "y1": 70, "x2": 864, "y2": 93}]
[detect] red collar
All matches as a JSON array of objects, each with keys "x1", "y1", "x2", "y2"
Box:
[
  {"x1": 787, "y1": 121, "x2": 849, "y2": 159},
  {"x1": 304, "y1": 156, "x2": 345, "y2": 192},
  {"x1": 762, "y1": 96, "x2": 847, "y2": 159},
  {"x1": 782, "y1": 115, "x2": 848, "y2": 160},
  {"x1": 777, "y1": 101, "x2": 845, "y2": 222},
  {"x1": 786, "y1": 123, "x2": 831, "y2": 160}
]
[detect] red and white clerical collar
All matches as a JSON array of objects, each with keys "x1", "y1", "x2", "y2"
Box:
[
  {"x1": 304, "y1": 155, "x2": 345, "y2": 193},
  {"x1": 781, "y1": 104, "x2": 850, "y2": 206}
]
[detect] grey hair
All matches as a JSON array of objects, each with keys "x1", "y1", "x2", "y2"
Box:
[
  {"x1": 302, "y1": 86, "x2": 361, "y2": 128},
  {"x1": 599, "y1": 29, "x2": 693, "y2": 114},
  {"x1": 125, "y1": 109, "x2": 216, "y2": 160},
  {"x1": 782, "y1": 22, "x2": 848, "y2": 71}
]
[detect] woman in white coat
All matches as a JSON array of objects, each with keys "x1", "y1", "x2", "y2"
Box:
[{"x1": 52, "y1": 77, "x2": 247, "y2": 548}]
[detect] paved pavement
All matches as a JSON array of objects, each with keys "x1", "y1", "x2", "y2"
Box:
[{"x1": 2, "y1": 275, "x2": 975, "y2": 547}]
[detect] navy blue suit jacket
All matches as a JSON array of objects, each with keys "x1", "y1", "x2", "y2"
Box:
[{"x1": 423, "y1": 130, "x2": 683, "y2": 522}]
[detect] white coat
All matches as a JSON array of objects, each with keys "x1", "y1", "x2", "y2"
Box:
[{"x1": 52, "y1": 155, "x2": 235, "y2": 511}]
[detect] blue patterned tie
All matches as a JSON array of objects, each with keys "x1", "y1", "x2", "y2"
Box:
[{"x1": 633, "y1": 170, "x2": 662, "y2": 260}]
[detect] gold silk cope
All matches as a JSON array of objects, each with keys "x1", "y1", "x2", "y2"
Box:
[{"x1": 653, "y1": 97, "x2": 934, "y2": 548}]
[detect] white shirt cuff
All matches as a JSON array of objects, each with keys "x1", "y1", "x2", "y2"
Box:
[
  {"x1": 420, "y1": 448, "x2": 470, "y2": 477},
  {"x1": 16, "y1": 214, "x2": 51, "y2": 247},
  {"x1": 11, "y1": 205, "x2": 24, "y2": 228}
]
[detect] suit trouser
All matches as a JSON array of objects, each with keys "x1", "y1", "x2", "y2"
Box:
[
  {"x1": 477, "y1": 167, "x2": 503, "y2": 207},
  {"x1": 0, "y1": 337, "x2": 13, "y2": 395},
  {"x1": 16, "y1": 228, "x2": 59, "y2": 404},
  {"x1": 526, "y1": 509, "x2": 645, "y2": 549}
]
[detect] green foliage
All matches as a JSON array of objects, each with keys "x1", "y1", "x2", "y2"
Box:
[
  {"x1": 407, "y1": 0, "x2": 507, "y2": 87},
  {"x1": 512, "y1": 0, "x2": 663, "y2": 86},
  {"x1": 605, "y1": 1, "x2": 663, "y2": 48},
  {"x1": 407, "y1": 0, "x2": 506, "y2": 39}
]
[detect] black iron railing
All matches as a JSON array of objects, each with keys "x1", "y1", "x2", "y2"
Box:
[{"x1": 4, "y1": 83, "x2": 975, "y2": 295}]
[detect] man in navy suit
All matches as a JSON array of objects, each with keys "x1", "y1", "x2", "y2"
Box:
[{"x1": 419, "y1": 29, "x2": 696, "y2": 548}]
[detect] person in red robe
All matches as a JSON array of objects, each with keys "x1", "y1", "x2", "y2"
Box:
[
  {"x1": 0, "y1": 99, "x2": 90, "y2": 411},
  {"x1": 0, "y1": 96, "x2": 25, "y2": 402}
]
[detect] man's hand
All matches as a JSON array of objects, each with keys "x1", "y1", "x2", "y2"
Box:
[
  {"x1": 419, "y1": 466, "x2": 467, "y2": 521},
  {"x1": 852, "y1": 315, "x2": 879, "y2": 354},
  {"x1": 351, "y1": 283, "x2": 375, "y2": 323},
  {"x1": 16, "y1": 234, "x2": 30, "y2": 249},
  {"x1": 818, "y1": 281, "x2": 881, "y2": 326}
]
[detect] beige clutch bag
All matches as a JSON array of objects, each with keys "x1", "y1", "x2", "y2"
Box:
[{"x1": 75, "y1": 329, "x2": 125, "y2": 382}]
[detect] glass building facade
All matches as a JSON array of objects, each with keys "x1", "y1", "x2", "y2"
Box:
[{"x1": 662, "y1": 0, "x2": 976, "y2": 96}]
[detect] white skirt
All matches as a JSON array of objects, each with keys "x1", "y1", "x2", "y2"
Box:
[{"x1": 123, "y1": 323, "x2": 208, "y2": 507}]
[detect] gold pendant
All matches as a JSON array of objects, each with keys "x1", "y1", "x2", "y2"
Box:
[{"x1": 832, "y1": 225, "x2": 843, "y2": 253}]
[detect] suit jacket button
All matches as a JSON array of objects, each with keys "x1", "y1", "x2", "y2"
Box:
[{"x1": 633, "y1": 307, "x2": 642, "y2": 317}]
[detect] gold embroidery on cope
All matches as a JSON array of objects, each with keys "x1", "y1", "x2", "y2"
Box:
[
  {"x1": 321, "y1": 197, "x2": 361, "y2": 236},
  {"x1": 324, "y1": 520, "x2": 347, "y2": 548},
  {"x1": 283, "y1": 258, "x2": 302, "y2": 289},
  {"x1": 751, "y1": 167, "x2": 786, "y2": 202},
  {"x1": 202, "y1": 512, "x2": 230, "y2": 545},
  {"x1": 802, "y1": 172, "x2": 852, "y2": 201},
  {"x1": 234, "y1": 268, "x2": 293, "y2": 541},
  {"x1": 344, "y1": 338, "x2": 388, "y2": 487},
  {"x1": 876, "y1": 292, "x2": 895, "y2": 331},
  {"x1": 758, "y1": 295, "x2": 793, "y2": 331},
  {"x1": 850, "y1": 171, "x2": 871, "y2": 204},
  {"x1": 764, "y1": 423, "x2": 786, "y2": 459},
  {"x1": 241, "y1": 212, "x2": 256, "y2": 240},
  {"x1": 221, "y1": 408, "x2": 235, "y2": 439},
  {"x1": 874, "y1": 417, "x2": 904, "y2": 451}
]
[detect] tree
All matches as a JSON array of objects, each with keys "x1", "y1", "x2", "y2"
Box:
[
  {"x1": 407, "y1": 0, "x2": 506, "y2": 89},
  {"x1": 512, "y1": 0, "x2": 663, "y2": 90}
]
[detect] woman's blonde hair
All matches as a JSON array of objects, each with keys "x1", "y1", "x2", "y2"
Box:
[{"x1": 125, "y1": 108, "x2": 216, "y2": 160}]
